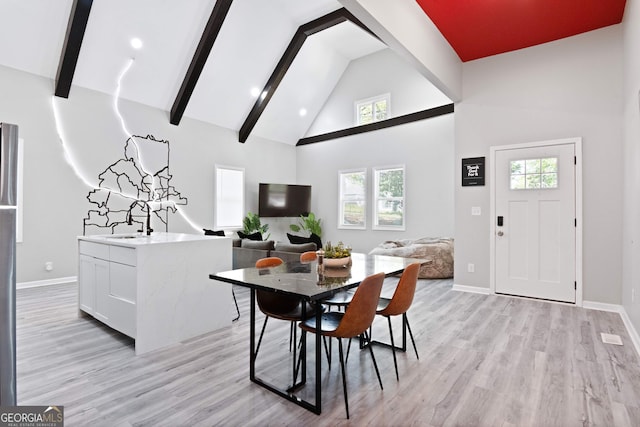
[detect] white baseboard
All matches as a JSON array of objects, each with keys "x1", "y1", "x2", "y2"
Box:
[
  {"x1": 17, "y1": 276, "x2": 76, "y2": 289},
  {"x1": 452, "y1": 284, "x2": 491, "y2": 295},
  {"x1": 583, "y1": 300, "x2": 640, "y2": 359},
  {"x1": 582, "y1": 300, "x2": 621, "y2": 312},
  {"x1": 619, "y1": 309, "x2": 640, "y2": 359}
]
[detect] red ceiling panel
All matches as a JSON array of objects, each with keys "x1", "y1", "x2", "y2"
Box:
[{"x1": 416, "y1": 0, "x2": 626, "y2": 62}]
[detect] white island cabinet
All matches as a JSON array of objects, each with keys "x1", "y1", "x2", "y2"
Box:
[{"x1": 78, "y1": 232, "x2": 232, "y2": 355}]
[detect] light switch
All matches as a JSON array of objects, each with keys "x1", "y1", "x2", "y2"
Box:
[{"x1": 471, "y1": 207, "x2": 481, "y2": 216}]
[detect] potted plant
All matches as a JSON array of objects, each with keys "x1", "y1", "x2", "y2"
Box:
[
  {"x1": 242, "y1": 212, "x2": 270, "y2": 240},
  {"x1": 322, "y1": 241, "x2": 352, "y2": 268},
  {"x1": 289, "y1": 212, "x2": 322, "y2": 248}
]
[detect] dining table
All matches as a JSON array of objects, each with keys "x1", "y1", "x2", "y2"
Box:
[{"x1": 209, "y1": 252, "x2": 430, "y2": 414}]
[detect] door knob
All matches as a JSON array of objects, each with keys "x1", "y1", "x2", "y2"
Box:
[{"x1": 497, "y1": 231, "x2": 504, "y2": 236}]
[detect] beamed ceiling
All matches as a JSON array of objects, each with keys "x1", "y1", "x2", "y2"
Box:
[{"x1": 0, "y1": 0, "x2": 627, "y2": 145}]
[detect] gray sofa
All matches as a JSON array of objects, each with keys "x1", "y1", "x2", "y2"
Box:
[{"x1": 232, "y1": 239, "x2": 317, "y2": 269}]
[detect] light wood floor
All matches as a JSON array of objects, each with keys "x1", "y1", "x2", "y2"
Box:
[{"x1": 16, "y1": 279, "x2": 640, "y2": 426}]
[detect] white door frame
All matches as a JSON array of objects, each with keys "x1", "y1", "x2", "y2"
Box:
[{"x1": 489, "y1": 137, "x2": 583, "y2": 306}]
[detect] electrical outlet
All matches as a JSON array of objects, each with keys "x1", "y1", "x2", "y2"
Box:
[
  {"x1": 45, "y1": 262, "x2": 53, "y2": 272},
  {"x1": 467, "y1": 263, "x2": 475, "y2": 273},
  {"x1": 471, "y1": 207, "x2": 481, "y2": 216}
]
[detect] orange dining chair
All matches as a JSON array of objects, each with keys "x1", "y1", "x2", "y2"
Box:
[
  {"x1": 299, "y1": 272, "x2": 385, "y2": 419},
  {"x1": 255, "y1": 257, "x2": 285, "y2": 269},
  {"x1": 374, "y1": 262, "x2": 421, "y2": 381},
  {"x1": 254, "y1": 257, "x2": 318, "y2": 384},
  {"x1": 299, "y1": 251, "x2": 317, "y2": 263}
]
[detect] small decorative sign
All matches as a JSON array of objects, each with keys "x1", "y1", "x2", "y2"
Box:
[{"x1": 462, "y1": 157, "x2": 485, "y2": 186}]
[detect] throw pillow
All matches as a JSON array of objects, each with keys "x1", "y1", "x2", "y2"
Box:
[
  {"x1": 237, "y1": 231, "x2": 263, "y2": 241},
  {"x1": 240, "y1": 239, "x2": 275, "y2": 250},
  {"x1": 203, "y1": 229, "x2": 225, "y2": 236},
  {"x1": 287, "y1": 233, "x2": 310, "y2": 245},
  {"x1": 309, "y1": 233, "x2": 323, "y2": 250},
  {"x1": 287, "y1": 233, "x2": 323, "y2": 250}
]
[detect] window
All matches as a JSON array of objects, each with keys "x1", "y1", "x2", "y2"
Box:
[
  {"x1": 373, "y1": 165, "x2": 405, "y2": 230},
  {"x1": 215, "y1": 165, "x2": 244, "y2": 229},
  {"x1": 510, "y1": 157, "x2": 558, "y2": 190},
  {"x1": 338, "y1": 169, "x2": 366, "y2": 229},
  {"x1": 355, "y1": 93, "x2": 390, "y2": 125}
]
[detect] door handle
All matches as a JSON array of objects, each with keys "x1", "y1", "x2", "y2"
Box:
[{"x1": 497, "y1": 231, "x2": 504, "y2": 237}]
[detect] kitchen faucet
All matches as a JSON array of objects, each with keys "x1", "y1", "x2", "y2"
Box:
[{"x1": 138, "y1": 201, "x2": 153, "y2": 236}]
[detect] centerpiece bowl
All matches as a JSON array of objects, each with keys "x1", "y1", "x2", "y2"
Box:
[
  {"x1": 324, "y1": 257, "x2": 351, "y2": 268},
  {"x1": 321, "y1": 241, "x2": 352, "y2": 268}
]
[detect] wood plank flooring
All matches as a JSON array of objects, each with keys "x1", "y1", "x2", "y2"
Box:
[{"x1": 16, "y1": 279, "x2": 640, "y2": 426}]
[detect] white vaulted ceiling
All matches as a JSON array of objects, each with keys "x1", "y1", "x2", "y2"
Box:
[{"x1": 3, "y1": 1, "x2": 619, "y2": 144}]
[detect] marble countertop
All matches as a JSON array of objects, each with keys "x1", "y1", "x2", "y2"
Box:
[{"x1": 78, "y1": 232, "x2": 229, "y2": 247}]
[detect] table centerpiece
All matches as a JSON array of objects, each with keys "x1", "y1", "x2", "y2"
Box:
[{"x1": 321, "y1": 241, "x2": 352, "y2": 268}]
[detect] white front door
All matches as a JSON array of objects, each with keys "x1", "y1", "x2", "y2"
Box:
[{"x1": 494, "y1": 142, "x2": 576, "y2": 302}]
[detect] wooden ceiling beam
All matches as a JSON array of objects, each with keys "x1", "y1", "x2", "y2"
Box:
[
  {"x1": 238, "y1": 8, "x2": 376, "y2": 143},
  {"x1": 296, "y1": 104, "x2": 455, "y2": 146},
  {"x1": 170, "y1": 0, "x2": 234, "y2": 126},
  {"x1": 55, "y1": 0, "x2": 93, "y2": 98}
]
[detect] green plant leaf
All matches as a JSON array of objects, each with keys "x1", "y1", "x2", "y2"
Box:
[
  {"x1": 243, "y1": 212, "x2": 269, "y2": 239},
  {"x1": 289, "y1": 212, "x2": 322, "y2": 237}
]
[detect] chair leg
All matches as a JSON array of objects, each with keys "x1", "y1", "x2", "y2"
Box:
[
  {"x1": 254, "y1": 316, "x2": 269, "y2": 359},
  {"x1": 337, "y1": 338, "x2": 350, "y2": 419},
  {"x1": 232, "y1": 288, "x2": 240, "y2": 321},
  {"x1": 292, "y1": 323, "x2": 297, "y2": 385},
  {"x1": 404, "y1": 313, "x2": 419, "y2": 360},
  {"x1": 289, "y1": 322, "x2": 294, "y2": 352},
  {"x1": 387, "y1": 316, "x2": 399, "y2": 381},
  {"x1": 321, "y1": 336, "x2": 332, "y2": 369},
  {"x1": 363, "y1": 331, "x2": 383, "y2": 391},
  {"x1": 294, "y1": 330, "x2": 304, "y2": 384}
]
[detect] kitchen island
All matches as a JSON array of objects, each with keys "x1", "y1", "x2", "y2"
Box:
[{"x1": 78, "y1": 232, "x2": 232, "y2": 355}]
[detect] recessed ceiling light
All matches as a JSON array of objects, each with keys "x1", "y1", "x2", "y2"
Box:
[
  {"x1": 130, "y1": 38, "x2": 143, "y2": 50},
  {"x1": 299, "y1": 108, "x2": 307, "y2": 117},
  {"x1": 250, "y1": 87, "x2": 260, "y2": 97}
]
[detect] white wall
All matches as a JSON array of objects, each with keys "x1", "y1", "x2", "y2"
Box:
[
  {"x1": 622, "y1": 0, "x2": 640, "y2": 335},
  {"x1": 455, "y1": 26, "x2": 624, "y2": 304},
  {"x1": 0, "y1": 65, "x2": 296, "y2": 283},
  {"x1": 306, "y1": 48, "x2": 450, "y2": 136},
  {"x1": 297, "y1": 114, "x2": 454, "y2": 253},
  {"x1": 339, "y1": 0, "x2": 462, "y2": 101}
]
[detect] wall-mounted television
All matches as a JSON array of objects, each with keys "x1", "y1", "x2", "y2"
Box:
[{"x1": 258, "y1": 183, "x2": 311, "y2": 217}]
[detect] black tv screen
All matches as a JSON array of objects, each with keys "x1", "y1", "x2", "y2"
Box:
[{"x1": 258, "y1": 183, "x2": 311, "y2": 217}]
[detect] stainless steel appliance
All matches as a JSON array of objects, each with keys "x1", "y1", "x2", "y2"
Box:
[{"x1": 0, "y1": 122, "x2": 18, "y2": 405}]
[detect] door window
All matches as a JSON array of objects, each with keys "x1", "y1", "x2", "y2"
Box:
[{"x1": 510, "y1": 157, "x2": 558, "y2": 190}]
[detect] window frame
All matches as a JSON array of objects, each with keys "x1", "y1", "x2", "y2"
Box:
[
  {"x1": 509, "y1": 156, "x2": 559, "y2": 190},
  {"x1": 372, "y1": 164, "x2": 405, "y2": 231},
  {"x1": 354, "y1": 93, "x2": 391, "y2": 126},
  {"x1": 338, "y1": 168, "x2": 367, "y2": 230},
  {"x1": 214, "y1": 165, "x2": 245, "y2": 229}
]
